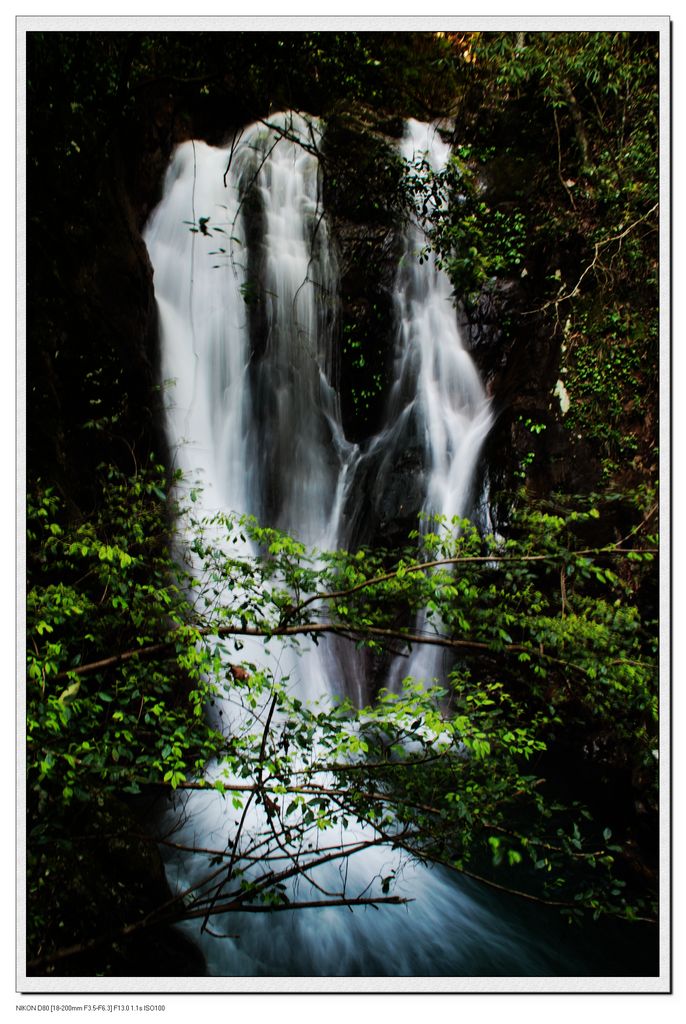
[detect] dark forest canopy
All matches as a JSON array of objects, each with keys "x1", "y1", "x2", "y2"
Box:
[{"x1": 24, "y1": 28, "x2": 663, "y2": 979}]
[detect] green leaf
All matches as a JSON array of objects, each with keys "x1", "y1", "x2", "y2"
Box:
[{"x1": 58, "y1": 681, "x2": 81, "y2": 705}]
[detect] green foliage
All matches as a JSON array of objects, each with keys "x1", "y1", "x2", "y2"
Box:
[
  {"x1": 26, "y1": 465, "x2": 228, "y2": 966},
  {"x1": 410, "y1": 32, "x2": 658, "y2": 306},
  {"x1": 469, "y1": 31, "x2": 658, "y2": 200},
  {"x1": 408, "y1": 31, "x2": 659, "y2": 502},
  {"x1": 408, "y1": 151, "x2": 528, "y2": 301},
  {"x1": 175, "y1": 503, "x2": 655, "y2": 883},
  {"x1": 559, "y1": 304, "x2": 658, "y2": 480},
  {"x1": 27, "y1": 468, "x2": 225, "y2": 800},
  {"x1": 174, "y1": 495, "x2": 657, "y2": 926},
  {"x1": 27, "y1": 467, "x2": 658, "y2": 969}
]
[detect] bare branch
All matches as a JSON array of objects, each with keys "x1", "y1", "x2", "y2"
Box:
[
  {"x1": 553, "y1": 106, "x2": 576, "y2": 210},
  {"x1": 200, "y1": 692, "x2": 278, "y2": 931},
  {"x1": 524, "y1": 202, "x2": 658, "y2": 316}
]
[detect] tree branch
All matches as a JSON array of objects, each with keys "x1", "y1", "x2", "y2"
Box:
[
  {"x1": 26, "y1": 894, "x2": 408, "y2": 972},
  {"x1": 200, "y1": 692, "x2": 278, "y2": 931},
  {"x1": 525, "y1": 203, "x2": 658, "y2": 315},
  {"x1": 46, "y1": 543, "x2": 657, "y2": 684}
]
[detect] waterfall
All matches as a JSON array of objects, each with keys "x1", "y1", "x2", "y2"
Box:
[
  {"x1": 145, "y1": 114, "x2": 355, "y2": 704},
  {"x1": 393, "y1": 120, "x2": 492, "y2": 524},
  {"x1": 327, "y1": 120, "x2": 494, "y2": 696},
  {"x1": 144, "y1": 115, "x2": 352, "y2": 548},
  {"x1": 373, "y1": 119, "x2": 493, "y2": 691},
  {"x1": 143, "y1": 113, "x2": 587, "y2": 978}
]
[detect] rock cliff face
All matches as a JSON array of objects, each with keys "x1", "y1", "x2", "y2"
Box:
[
  {"x1": 321, "y1": 109, "x2": 406, "y2": 445},
  {"x1": 28, "y1": 115, "x2": 166, "y2": 505},
  {"x1": 458, "y1": 273, "x2": 602, "y2": 526}
]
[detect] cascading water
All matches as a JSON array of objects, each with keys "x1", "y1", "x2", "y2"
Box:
[
  {"x1": 381, "y1": 119, "x2": 493, "y2": 691},
  {"x1": 378, "y1": 119, "x2": 492, "y2": 530},
  {"x1": 145, "y1": 116, "x2": 350, "y2": 549},
  {"x1": 143, "y1": 113, "x2": 595, "y2": 978}
]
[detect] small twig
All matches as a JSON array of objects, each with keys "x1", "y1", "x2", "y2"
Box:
[
  {"x1": 553, "y1": 106, "x2": 576, "y2": 210},
  {"x1": 222, "y1": 126, "x2": 245, "y2": 187},
  {"x1": 200, "y1": 692, "x2": 278, "y2": 932},
  {"x1": 524, "y1": 202, "x2": 658, "y2": 316}
]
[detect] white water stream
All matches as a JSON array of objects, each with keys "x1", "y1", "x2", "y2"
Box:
[{"x1": 143, "y1": 113, "x2": 586, "y2": 978}]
